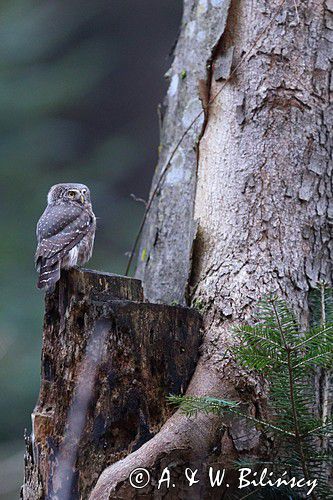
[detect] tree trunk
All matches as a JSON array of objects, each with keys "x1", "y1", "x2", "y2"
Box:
[
  {"x1": 21, "y1": 1, "x2": 332, "y2": 498},
  {"x1": 91, "y1": 0, "x2": 333, "y2": 498},
  {"x1": 21, "y1": 269, "x2": 201, "y2": 499}
]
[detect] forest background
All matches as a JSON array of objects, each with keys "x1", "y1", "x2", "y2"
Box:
[{"x1": 0, "y1": 1, "x2": 182, "y2": 497}]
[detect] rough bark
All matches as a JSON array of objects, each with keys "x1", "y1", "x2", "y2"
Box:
[
  {"x1": 21, "y1": 268, "x2": 201, "y2": 499},
  {"x1": 91, "y1": 0, "x2": 333, "y2": 498},
  {"x1": 136, "y1": 0, "x2": 231, "y2": 305}
]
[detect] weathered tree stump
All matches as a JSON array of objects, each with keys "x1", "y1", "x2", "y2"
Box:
[{"x1": 22, "y1": 268, "x2": 201, "y2": 499}]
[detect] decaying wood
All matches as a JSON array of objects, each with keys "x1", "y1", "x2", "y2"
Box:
[
  {"x1": 22, "y1": 268, "x2": 201, "y2": 498},
  {"x1": 92, "y1": 0, "x2": 333, "y2": 498}
]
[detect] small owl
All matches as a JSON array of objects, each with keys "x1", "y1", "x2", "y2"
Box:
[{"x1": 35, "y1": 183, "x2": 96, "y2": 291}]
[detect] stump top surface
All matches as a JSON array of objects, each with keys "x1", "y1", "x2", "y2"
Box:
[{"x1": 66, "y1": 267, "x2": 144, "y2": 302}]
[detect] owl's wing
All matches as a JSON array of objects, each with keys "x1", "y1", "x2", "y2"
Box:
[
  {"x1": 35, "y1": 204, "x2": 93, "y2": 267},
  {"x1": 36, "y1": 204, "x2": 83, "y2": 242}
]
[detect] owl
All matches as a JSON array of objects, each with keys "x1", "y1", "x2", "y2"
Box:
[{"x1": 35, "y1": 183, "x2": 96, "y2": 291}]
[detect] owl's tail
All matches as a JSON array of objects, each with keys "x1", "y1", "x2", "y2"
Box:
[{"x1": 37, "y1": 259, "x2": 61, "y2": 292}]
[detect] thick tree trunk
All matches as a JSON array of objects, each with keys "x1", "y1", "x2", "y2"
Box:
[
  {"x1": 135, "y1": 0, "x2": 231, "y2": 305},
  {"x1": 22, "y1": 1, "x2": 332, "y2": 498},
  {"x1": 91, "y1": 0, "x2": 333, "y2": 498},
  {"x1": 21, "y1": 269, "x2": 201, "y2": 499}
]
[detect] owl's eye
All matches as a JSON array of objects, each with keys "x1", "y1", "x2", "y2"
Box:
[
  {"x1": 68, "y1": 191, "x2": 76, "y2": 198},
  {"x1": 82, "y1": 189, "x2": 87, "y2": 195}
]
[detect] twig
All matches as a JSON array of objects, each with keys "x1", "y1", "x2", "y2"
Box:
[
  {"x1": 295, "y1": 325, "x2": 333, "y2": 350},
  {"x1": 177, "y1": 396, "x2": 296, "y2": 437},
  {"x1": 304, "y1": 420, "x2": 333, "y2": 438},
  {"x1": 227, "y1": 406, "x2": 295, "y2": 438},
  {"x1": 124, "y1": 0, "x2": 287, "y2": 276},
  {"x1": 130, "y1": 193, "x2": 147, "y2": 206},
  {"x1": 293, "y1": 352, "x2": 331, "y2": 369}
]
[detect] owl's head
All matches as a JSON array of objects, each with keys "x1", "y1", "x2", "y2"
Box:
[{"x1": 47, "y1": 183, "x2": 92, "y2": 206}]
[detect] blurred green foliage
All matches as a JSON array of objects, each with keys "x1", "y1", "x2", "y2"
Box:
[{"x1": 0, "y1": 0, "x2": 181, "y2": 496}]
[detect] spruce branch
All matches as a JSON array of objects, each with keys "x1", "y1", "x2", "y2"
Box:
[{"x1": 168, "y1": 291, "x2": 333, "y2": 499}]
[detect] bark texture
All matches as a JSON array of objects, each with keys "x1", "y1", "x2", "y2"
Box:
[
  {"x1": 21, "y1": 269, "x2": 201, "y2": 499},
  {"x1": 136, "y1": 0, "x2": 231, "y2": 305},
  {"x1": 91, "y1": 0, "x2": 333, "y2": 498}
]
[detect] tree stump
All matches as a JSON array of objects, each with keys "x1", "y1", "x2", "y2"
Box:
[{"x1": 21, "y1": 268, "x2": 202, "y2": 499}]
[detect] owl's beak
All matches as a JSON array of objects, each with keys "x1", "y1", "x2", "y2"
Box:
[{"x1": 80, "y1": 194, "x2": 85, "y2": 204}]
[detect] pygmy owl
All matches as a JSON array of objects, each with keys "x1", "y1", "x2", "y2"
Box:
[{"x1": 35, "y1": 183, "x2": 96, "y2": 291}]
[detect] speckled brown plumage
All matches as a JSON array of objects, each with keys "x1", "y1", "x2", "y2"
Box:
[{"x1": 35, "y1": 183, "x2": 96, "y2": 291}]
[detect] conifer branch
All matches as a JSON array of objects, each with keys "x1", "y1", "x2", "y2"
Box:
[{"x1": 169, "y1": 291, "x2": 333, "y2": 498}]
